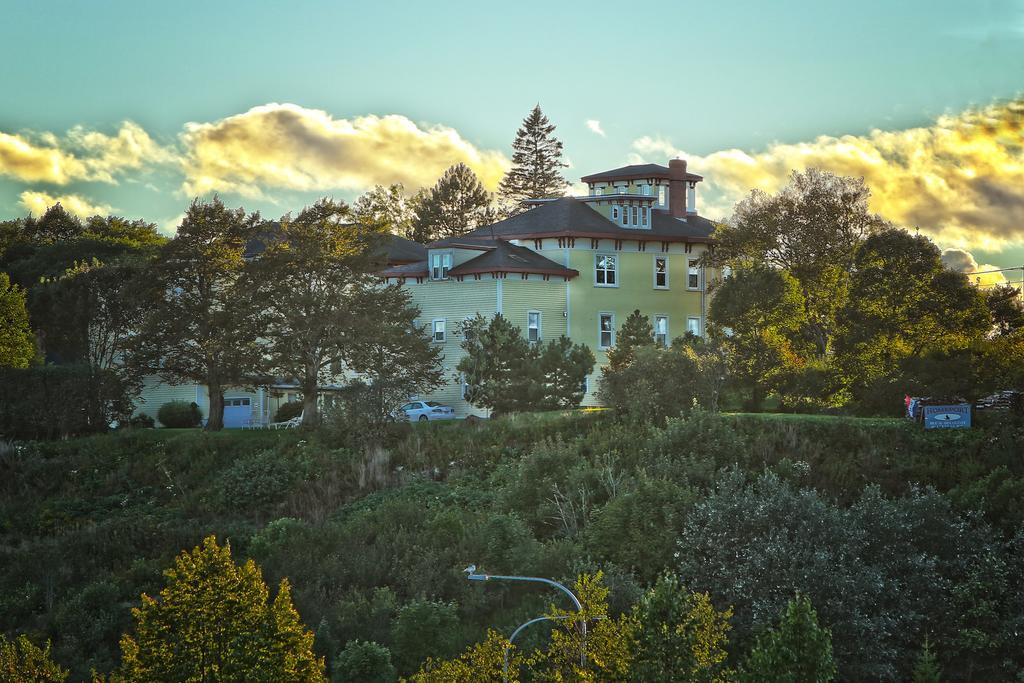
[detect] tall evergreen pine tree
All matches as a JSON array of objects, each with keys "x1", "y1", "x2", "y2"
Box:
[{"x1": 498, "y1": 105, "x2": 568, "y2": 212}]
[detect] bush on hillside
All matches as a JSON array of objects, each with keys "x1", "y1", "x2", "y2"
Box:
[
  {"x1": 157, "y1": 400, "x2": 202, "y2": 428},
  {"x1": 0, "y1": 364, "x2": 133, "y2": 439},
  {"x1": 215, "y1": 449, "x2": 306, "y2": 511},
  {"x1": 274, "y1": 400, "x2": 304, "y2": 423},
  {"x1": 127, "y1": 413, "x2": 155, "y2": 429}
]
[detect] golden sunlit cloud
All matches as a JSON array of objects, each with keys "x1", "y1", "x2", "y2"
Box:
[
  {"x1": 941, "y1": 248, "x2": 1009, "y2": 287},
  {"x1": 0, "y1": 122, "x2": 175, "y2": 185},
  {"x1": 179, "y1": 103, "x2": 509, "y2": 198},
  {"x1": 632, "y1": 98, "x2": 1024, "y2": 252},
  {"x1": 18, "y1": 190, "x2": 113, "y2": 218}
]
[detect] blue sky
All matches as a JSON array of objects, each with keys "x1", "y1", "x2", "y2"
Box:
[{"x1": 2, "y1": 0, "x2": 1023, "y2": 276}]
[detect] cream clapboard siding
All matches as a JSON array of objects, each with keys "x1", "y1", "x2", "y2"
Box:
[
  {"x1": 408, "y1": 278, "x2": 499, "y2": 417},
  {"x1": 135, "y1": 376, "x2": 201, "y2": 425}
]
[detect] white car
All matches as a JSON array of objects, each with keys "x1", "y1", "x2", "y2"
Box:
[{"x1": 399, "y1": 401, "x2": 456, "y2": 422}]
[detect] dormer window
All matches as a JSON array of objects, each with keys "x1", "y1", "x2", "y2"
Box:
[
  {"x1": 611, "y1": 205, "x2": 620, "y2": 221},
  {"x1": 430, "y1": 250, "x2": 453, "y2": 280}
]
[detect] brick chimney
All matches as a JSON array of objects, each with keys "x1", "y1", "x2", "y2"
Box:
[{"x1": 669, "y1": 158, "x2": 687, "y2": 218}]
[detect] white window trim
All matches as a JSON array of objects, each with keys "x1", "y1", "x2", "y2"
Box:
[
  {"x1": 687, "y1": 316, "x2": 703, "y2": 337},
  {"x1": 653, "y1": 255, "x2": 670, "y2": 289},
  {"x1": 430, "y1": 249, "x2": 454, "y2": 281},
  {"x1": 655, "y1": 315, "x2": 669, "y2": 347},
  {"x1": 611, "y1": 205, "x2": 619, "y2": 221},
  {"x1": 527, "y1": 310, "x2": 542, "y2": 343},
  {"x1": 594, "y1": 253, "x2": 619, "y2": 288},
  {"x1": 598, "y1": 312, "x2": 616, "y2": 350},
  {"x1": 432, "y1": 318, "x2": 446, "y2": 343},
  {"x1": 687, "y1": 259, "x2": 703, "y2": 291}
]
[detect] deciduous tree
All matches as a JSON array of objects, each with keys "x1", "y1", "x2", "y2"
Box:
[
  {"x1": 632, "y1": 575, "x2": 733, "y2": 683},
  {"x1": 0, "y1": 271, "x2": 35, "y2": 368},
  {"x1": 353, "y1": 183, "x2": 418, "y2": 241},
  {"x1": 711, "y1": 169, "x2": 890, "y2": 358},
  {"x1": 0, "y1": 634, "x2": 68, "y2": 682},
  {"x1": 115, "y1": 536, "x2": 324, "y2": 682},
  {"x1": 244, "y1": 199, "x2": 411, "y2": 427},
  {"x1": 127, "y1": 197, "x2": 261, "y2": 430}
]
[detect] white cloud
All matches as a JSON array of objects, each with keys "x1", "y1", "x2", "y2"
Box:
[
  {"x1": 179, "y1": 103, "x2": 510, "y2": 198},
  {"x1": 18, "y1": 190, "x2": 113, "y2": 218},
  {"x1": 631, "y1": 98, "x2": 1024, "y2": 252},
  {"x1": 585, "y1": 120, "x2": 606, "y2": 137},
  {"x1": 0, "y1": 122, "x2": 175, "y2": 185},
  {"x1": 941, "y1": 248, "x2": 1009, "y2": 286}
]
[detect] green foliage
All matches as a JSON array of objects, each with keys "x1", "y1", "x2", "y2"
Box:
[
  {"x1": 332, "y1": 640, "x2": 396, "y2": 683},
  {"x1": 911, "y1": 638, "x2": 942, "y2": 683},
  {"x1": 536, "y1": 335, "x2": 595, "y2": 410},
  {"x1": 708, "y1": 266, "x2": 808, "y2": 409},
  {"x1": 155, "y1": 400, "x2": 202, "y2": 428},
  {"x1": 736, "y1": 595, "x2": 835, "y2": 683},
  {"x1": 0, "y1": 271, "x2": 35, "y2": 368},
  {"x1": 498, "y1": 105, "x2": 568, "y2": 212},
  {"x1": 600, "y1": 344, "x2": 701, "y2": 422},
  {"x1": 389, "y1": 599, "x2": 460, "y2": 675},
  {"x1": 275, "y1": 400, "x2": 304, "y2": 423},
  {"x1": 0, "y1": 634, "x2": 68, "y2": 682},
  {"x1": 677, "y1": 471, "x2": 1021, "y2": 681},
  {"x1": 409, "y1": 630, "x2": 515, "y2": 683},
  {"x1": 116, "y1": 535, "x2": 325, "y2": 681},
  {"x1": 605, "y1": 309, "x2": 654, "y2": 371},
  {"x1": 527, "y1": 572, "x2": 637, "y2": 682},
  {"x1": 0, "y1": 364, "x2": 133, "y2": 439},
  {"x1": 412, "y1": 163, "x2": 494, "y2": 242},
  {"x1": 216, "y1": 449, "x2": 306, "y2": 512},
  {"x1": 458, "y1": 314, "x2": 591, "y2": 414},
  {"x1": 3, "y1": 412, "x2": 1023, "y2": 680},
  {"x1": 985, "y1": 283, "x2": 1024, "y2": 337},
  {"x1": 352, "y1": 183, "x2": 417, "y2": 241},
  {"x1": 631, "y1": 576, "x2": 733, "y2": 683}
]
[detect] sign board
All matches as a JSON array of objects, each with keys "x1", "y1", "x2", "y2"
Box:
[{"x1": 923, "y1": 404, "x2": 972, "y2": 429}]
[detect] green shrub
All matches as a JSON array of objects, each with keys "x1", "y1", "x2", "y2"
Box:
[
  {"x1": 0, "y1": 634, "x2": 68, "y2": 682},
  {"x1": 215, "y1": 449, "x2": 305, "y2": 511},
  {"x1": 274, "y1": 400, "x2": 304, "y2": 423},
  {"x1": 0, "y1": 364, "x2": 133, "y2": 439},
  {"x1": 332, "y1": 640, "x2": 396, "y2": 683},
  {"x1": 127, "y1": 413, "x2": 155, "y2": 429},
  {"x1": 156, "y1": 400, "x2": 202, "y2": 428}
]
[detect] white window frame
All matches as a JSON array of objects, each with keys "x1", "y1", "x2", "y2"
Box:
[
  {"x1": 432, "y1": 318, "x2": 446, "y2": 343},
  {"x1": 631, "y1": 206, "x2": 639, "y2": 226},
  {"x1": 655, "y1": 315, "x2": 669, "y2": 347},
  {"x1": 642, "y1": 184, "x2": 651, "y2": 196},
  {"x1": 653, "y1": 255, "x2": 669, "y2": 289},
  {"x1": 611, "y1": 205, "x2": 619, "y2": 221},
  {"x1": 430, "y1": 250, "x2": 453, "y2": 280},
  {"x1": 687, "y1": 316, "x2": 702, "y2": 337},
  {"x1": 687, "y1": 259, "x2": 702, "y2": 290},
  {"x1": 641, "y1": 206, "x2": 649, "y2": 227},
  {"x1": 581, "y1": 376, "x2": 589, "y2": 395},
  {"x1": 599, "y1": 312, "x2": 615, "y2": 350},
  {"x1": 658, "y1": 185, "x2": 667, "y2": 206},
  {"x1": 617, "y1": 185, "x2": 626, "y2": 195},
  {"x1": 595, "y1": 253, "x2": 618, "y2": 287},
  {"x1": 527, "y1": 310, "x2": 541, "y2": 343}
]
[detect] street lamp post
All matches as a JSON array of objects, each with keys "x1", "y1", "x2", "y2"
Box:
[{"x1": 464, "y1": 567, "x2": 587, "y2": 682}]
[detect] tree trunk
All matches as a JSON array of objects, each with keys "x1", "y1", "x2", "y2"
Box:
[
  {"x1": 301, "y1": 374, "x2": 319, "y2": 427},
  {"x1": 206, "y1": 380, "x2": 225, "y2": 431}
]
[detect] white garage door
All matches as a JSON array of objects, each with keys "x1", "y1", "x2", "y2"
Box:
[{"x1": 223, "y1": 397, "x2": 252, "y2": 428}]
